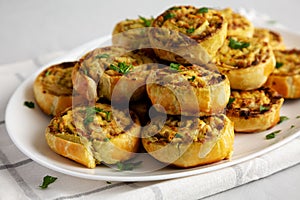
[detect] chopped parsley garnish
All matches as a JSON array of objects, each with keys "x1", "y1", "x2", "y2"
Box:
[
  {"x1": 174, "y1": 133, "x2": 183, "y2": 138},
  {"x1": 188, "y1": 76, "x2": 196, "y2": 82},
  {"x1": 265, "y1": 130, "x2": 281, "y2": 140},
  {"x1": 198, "y1": 7, "x2": 209, "y2": 13},
  {"x1": 164, "y1": 13, "x2": 176, "y2": 20},
  {"x1": 139, "y1": 16, "x2": 153, "y2": 27},
  {"x1": 24, "y1": 101, "x2": 35, "y2": 109},
  {"x1": 45, "y1": 70, "x2": 51, "y2": 76},
  {"x1": 83, "y1": 107, "x2": 111, "y2": 126},
  {"x1": 228, "y1": 38, "x2": 250, "y2": 49},
  {"x1": 275, "y1": 62, "x2": 283, "y2": 69},
  {"x1": 296, "y1": 116, "x2": 300, "y2": 119},
  {"x1": 227, "y1": 98, "x2": 235, "y2": 107},
  {"x1": 116, "y1": 161, "x2": 142, "y2": 171},
  {"x1": 186, "y1": 28, "x2": 195, "y2": 34},
  {"x1": 259, "y1": 105, "x2": 270, "y2": 112},
  {"x1": 170, "y1": 63, "x2": 181, "y2": 71},
  {"x1": 109, "y1": 62, "x2": 133, "y2": 74},
  {"x1": 106, "y1": 181, "x2": 112, "y2": 184},
  {"x1": 95, "y1": 54, "x2": 110, "y2": 59},
  {"x1": 39, "y1": 175, "x2": 57, "y2": 189},
  {"x1": 291, "y1": 125, "x2": 295, "y2": 129},
  {"x1": 278, "y1": 116, "x2": 289, "y2": 124}
]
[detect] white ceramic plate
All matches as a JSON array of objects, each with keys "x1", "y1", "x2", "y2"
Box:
[{"x1": 5, "y1": 28, "x2": 300, "y2": 182}]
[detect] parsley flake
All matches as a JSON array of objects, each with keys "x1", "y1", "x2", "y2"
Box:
[
  {"x1": 259, "y1": 105, "x2": 270, "y2": 112},
  {"x1": 39, "y1": 175, "x2": 57, "y2": 189},
  {"x1": 164, "y1": 13, "x2": 176, "y2": 20},
  {"x1": 278, "y1": 116, "x2": 289, "y2": 124},
  {"x1": 109, "y1": 62, "x2": 133, "y2": 74},
  {"x1": 198, "y1": 7, "x2": 209, "y2": 13},
  {"x1": 139, "y1": 16, "x2": 153, "y2": 27},
  {"x1": 188, "y1": 76, "x2": 196, "y2": 82},
  {"x1": 186, "y1": 28, "x2": 195, "y2": 34},
  {"x1": 95, "y1": 54, "x2": 110, "y2": 59},
  {"x1": 170, "y1": 63, "x2": 181, "y2": 71},
  {"x1": 24, "y1": 101, "x2": 35, "y2": 109},
  {"x1": 275, "y1": 62, "x2": 283, "y2": 69},
  {"x1": 227, "y1": 98, "x2": 235, "y2": 107},
  {"x1": 228, "y1": 38, "x2": 250, "y2": 49},
  {"x1": 174, "y1": 133, "x2": 183, "y2": 138},
  {"x1": 266, "y1": 130, "x2": 281, "y2": 140},
  {"x1": 116, "y1": 161, "x2": 142, "y2": 171}
]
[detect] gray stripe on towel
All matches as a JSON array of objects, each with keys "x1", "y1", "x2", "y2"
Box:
[
  {"x1": 150, "y1": 186, "x2": 163, "y2": 200},
  {"x1": 0, "y1": 150, "x2": 41, "y2": 200},
  {"x1": 53, "y1": 182, "x2": 135, "y2": 200},
  {"x1": 0, "y1": 158, "x2": 32, "y2": 170}
]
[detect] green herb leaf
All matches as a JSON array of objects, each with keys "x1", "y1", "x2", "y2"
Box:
[
  {"x1": 139, "y1": 16, "x2": 153, "y2": 27},
  {"x1": 45, "y1": 70, "x2": 51, "y2": 76},
  {"x1": 227, "y1": 98, "x2": 235, "y2": 107},
  {"x1": 266, "y1": 130, "x2": 281, "y2": 140},
  {"x1": 291, "y1": 125, "x2": 295, "y2": 129},
  {"x1": 259, "y1": 105, "x2": 270, "y2": 112},
  {"x1": 278, "y1": 116, "x2": 289, "y2": 124},
  {"x1": 106, "y1": 181, "x2": 112, "y2": 184},
  {"x1": 39, "y1": 175, "x2": 57, "y2": 189},
  {"x1": 198, "y1": 7, "x2": 209, "y2": 13},
  {"x1": 164, "y1": 13, "x2": 176, "y2": 20},
  {"x1": 188, "y1": 76, "x2": 196, "y2": 82},
  {"x1": 116, "y1": 161, "x2": 142, "y2": 171},
  {"x1": 170, "y1": 63, "x2": 181, "y2": 71},
  {"x1": 296, "y1": 116, "x2": 300, "y2": 119},
  {"x1": 24, "y1": 101, "x2": 35, "y2": 109},
  {"x1": 109, "y1": 62, "x2": 133, "y2": 74},
  {"x1": 83, "y1": 107, "x2": 110, "y2": 126},
  {"x1": 186, "y1": 28, "x2": 195, "y2": 34},
  {"x1": 95, "y1": 54, "x2": 110, "y2": 59},
  {"x1": 174, "y1": 133, "x2": 183, "y2": 138},
  {"x1": 228, "y1": 38, "x2": 250, "y2": 49},
  {"x1": 275, "y1": 62, "x2": 283, "y2": 69},
  {"x1": 169, "y1": 6, "x2": 180, "y2": 11}
]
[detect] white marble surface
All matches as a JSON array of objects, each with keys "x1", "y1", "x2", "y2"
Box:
[{"x1": 1, "y1": 0, "x2": 300, "y2": 199}]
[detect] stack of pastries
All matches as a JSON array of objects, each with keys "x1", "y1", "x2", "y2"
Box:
[{"x1": 33, "y1": 5, "x2": 298, "y2": 169}]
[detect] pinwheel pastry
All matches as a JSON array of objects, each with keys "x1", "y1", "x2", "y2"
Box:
[
  {"x1": 226, "y1": 87, "x2": 284, "y2": 132},
  {"x1": 264, "y1": 49, "x2": 300, "y2": 98},
  {"x1": 146, "y1": 63, "x2": 230, "y2": 116},
  {"x1": 214, "y1": 36, "x2": 276, "y2": 90},
  {"x1": 33, "y1": 61, "x2": 78, "y2": 116},
  {"x1": 112, "y1": 16, "x2": 154, "y2": 50},
  {"x1": 45, "y1": 103, "x2": 141, "y2": 168},
  {"x1": 148, "y1": 5, "x2": 227, "y2": 64},
  {"x1": 142, "y1": 114, "x2": 234, "y2": 168},
  {"x1": 72, "y1": 46, "x2": 157, "y2": 104},
  {"x1": 220, "y1": 8, "x2": 254, "y2": 38},
  {"x1": 253, "y1": 28, "x2": 286, "y2": 50}
]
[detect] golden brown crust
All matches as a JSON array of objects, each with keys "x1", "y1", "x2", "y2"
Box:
[
  {"x1": 146, "y1": 64, "x2": 230, "y2": 116},
  {"x1": 215, "y1": 36, "x2": 275, "y2": 90},
  {"x1": 142, "y1": 114, "x2": 234, "y2": 168},
  {"x1": 45, "y1": 103, "x2": 141, "y2": 168},
  {"x1": 149, "y1": 5, "x2": 227, "y2": 64},
  {"x1": 33, "y1": 61, "x2": 77, "y2": 116},
  {"x1": 226, "y1": 87, "x2": 284, "y2": 132},
  {"x1": 265, "y1": 49, "x2": 300, "y2": 99}
]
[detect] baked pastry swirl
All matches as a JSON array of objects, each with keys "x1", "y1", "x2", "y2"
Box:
[
  {"x1": 220, "y1": 8, "x2": 254, "y2": 38},
  {"x1": 149, "y1": 5, "x2": 227, "y2": 64},
  {"x1": 142, "y1": 114, "x2": 234, "y2": 168},
  {"x1": 33, "y1": 61, "x2": 77, "y2": 116},
  {"x1": 45, "y1": 103, "x2": 141, "y2": 168},
  {"x1": 264, "y1": 49, "x2": 300, "y2": 98},
  {"x1": 226, "y1": 87, "x2": 284, "y2": 132},
  {"x1": 72, "y1": 46, "x2": 157, "y2": 103},
  {"x1": 214, "y1": 36, "x2": 276, "y2": 90},
  {"x1": 146, "y1": 63, "x2": 230, "y2": 116}
]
